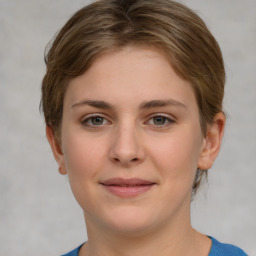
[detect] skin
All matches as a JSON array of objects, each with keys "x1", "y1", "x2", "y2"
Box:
[{"x1": 47, "y1": 46, "x2": 225, "y2": 256}]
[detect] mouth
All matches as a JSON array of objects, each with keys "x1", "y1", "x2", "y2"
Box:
[{"x1": 99, "y1": 178, "x2": 156, "y2": 198}]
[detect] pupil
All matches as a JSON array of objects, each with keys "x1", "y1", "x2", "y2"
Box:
[
  {"x1": 154, "y1": 116, "x2": 166, "y2": 125},
  {"x1": 92, "y1": 117, "x2": 103, "y2": 125}
]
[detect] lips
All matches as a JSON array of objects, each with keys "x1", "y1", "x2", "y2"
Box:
[{"x1": 100, "y1": 178, "x2": 156, "y2": 198}]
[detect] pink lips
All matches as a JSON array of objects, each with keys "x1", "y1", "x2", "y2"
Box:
[{"x1": 100, "y1": 178, "x2": 156, "y2": 198}]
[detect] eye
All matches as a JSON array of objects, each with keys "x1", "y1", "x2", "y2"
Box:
[
  {"x1": 81, "y1": 115, "x2": 110, "y2": 127},
  {"x1": 152, "y1": 116, "x2": 167, "y2": 125},
  {"x1": 147, "y1": 114, "x2": 175, "y2": 127}
]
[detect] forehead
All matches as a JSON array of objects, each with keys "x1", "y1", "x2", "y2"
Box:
[{"x1": 65, "y1": 46, "x2": 197, "y2": 110}]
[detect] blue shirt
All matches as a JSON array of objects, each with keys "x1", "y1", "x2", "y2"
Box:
[
  {"x1": 208, "y1": 237, "x2": 247, "y2": 256},
  {"x1": 61, "y1": 237, "x2": 247, "y2": 256}
]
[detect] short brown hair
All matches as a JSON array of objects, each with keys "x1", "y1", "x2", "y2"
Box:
[{"x1": 41, "y1": 0, "x2": 225, "y2": 193}]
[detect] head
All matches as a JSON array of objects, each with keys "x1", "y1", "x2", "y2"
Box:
[{"x1": 41, "y1": 0, "x2": 225, "y2": 195}]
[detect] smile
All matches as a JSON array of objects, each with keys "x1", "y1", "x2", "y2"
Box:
[{"x1": 100, "y1": 178, "x2": 156, "y2": 198}]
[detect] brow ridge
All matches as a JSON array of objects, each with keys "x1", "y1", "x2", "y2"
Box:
[
  {"x1": 139, "y1": 99, "x2": 186, "y2": 109},
  {"x1": 72, "y1": 100, "x2": 113, "y2": 109},
  {"x1": 72, "y1": 99, "x2": 186, "y2": 110}
]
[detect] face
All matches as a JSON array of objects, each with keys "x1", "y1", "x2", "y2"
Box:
[{"x1": 48, "y1": 46, "x2": 222, "y2": 237}]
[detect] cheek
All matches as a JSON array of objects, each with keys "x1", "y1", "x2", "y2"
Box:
[
  {"x1": 147, "y1": 129, "x2": 202, "y2": 182},
  {"x1": 61, "y1": 133, "x2": 107, "y2": 208},
  {"x1": 62, "y1": 131, "x2": 106, "y2": 179}
]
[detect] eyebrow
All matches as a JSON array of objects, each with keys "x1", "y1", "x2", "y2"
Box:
[
  {"x1": 71, "y1": 99, "x2": 186, "y2": 109},
  {"x1": 72, "y1": 100, "x2": 113, "y2": 109},
  {"x1": 139, "y1": 99, "x2": 187, "y2": 109}
]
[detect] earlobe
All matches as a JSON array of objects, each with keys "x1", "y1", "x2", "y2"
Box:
[
  {"x1": 46, "y1": 125, "x2": 67, "y2": 175},
  {"x1": 198, "y1": 112, "x2": 226, "y2": 170},
  {"x1": 58, "y1": 166, "x2": 67, "y2": 175}
]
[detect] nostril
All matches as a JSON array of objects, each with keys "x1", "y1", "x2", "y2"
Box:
[{"x1": 113, "y1": 157, "x2": 139, "y2": 163}]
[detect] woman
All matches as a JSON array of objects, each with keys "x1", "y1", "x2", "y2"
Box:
[{"x1": 41, "y1": 0, "x2": 247, "y2": 255}]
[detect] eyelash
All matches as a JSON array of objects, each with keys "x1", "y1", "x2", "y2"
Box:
[
  {"x1": 80, "y1": 113, "x2": 175, "y2": 129},
  {"x1": 146, "y1": 114, "x2": 175, "y2": 128},
  {"x1": 81, "y1": 114, "x2": 111, "y2": 128}
]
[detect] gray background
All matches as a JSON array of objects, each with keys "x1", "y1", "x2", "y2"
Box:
[{"x1": 0, "y1": 0, "x2": 255, "y2": 255}]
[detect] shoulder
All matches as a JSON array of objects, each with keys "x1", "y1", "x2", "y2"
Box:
[
  {"x1": 61, "y1": 244, "x2": 83, "y2": 256},
  {"x1": 209, "y1": 237, "x2": 247, "y2": 256}
]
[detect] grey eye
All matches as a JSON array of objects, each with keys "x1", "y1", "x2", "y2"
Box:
[
  {"x1": 81, "y1": 115, "x2": 109, "y2": 127},
  {"x1": 153, "y1": 116, "x2": 167, "y2": 125},
  {"x1": 90, "y1": 116, "x2": 104, "y2": 125}
]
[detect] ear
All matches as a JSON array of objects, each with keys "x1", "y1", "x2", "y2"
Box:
[
  {"x1": 197, "y1": 112, "x2": 226, "y2": 170},
  {"x1": 46, "y1": 125, "x2": 67, "y2": 175}
]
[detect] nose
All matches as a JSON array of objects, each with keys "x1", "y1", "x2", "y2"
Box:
[{"x1": 109, "y1": 123, "x2": 145, "y2": 167}]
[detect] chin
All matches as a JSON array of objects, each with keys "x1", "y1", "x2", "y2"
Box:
[{"x1": 99, "y1": 206, "x2": 161, "y2": 236}]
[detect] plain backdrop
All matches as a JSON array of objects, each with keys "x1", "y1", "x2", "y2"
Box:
[{"x1": 0, "y1": 0, "x2": 255, "y2": 255}]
